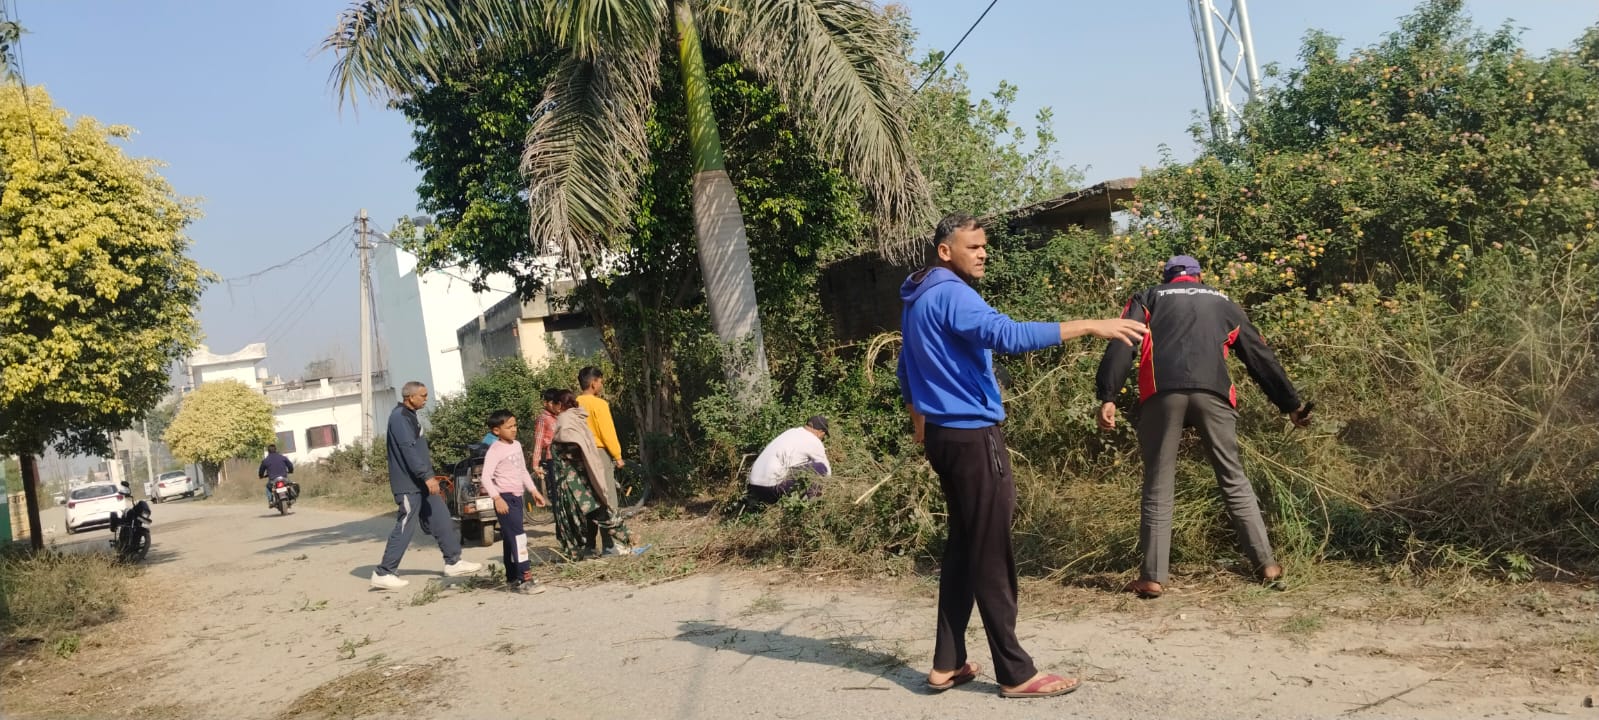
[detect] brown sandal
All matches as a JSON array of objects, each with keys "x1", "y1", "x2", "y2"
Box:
[{"x1": 1123, "y1": 579, "x2": 1164, "y2": 599}]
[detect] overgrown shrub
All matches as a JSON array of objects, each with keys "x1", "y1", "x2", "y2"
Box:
[
  {"x1": 699, "y1": 2, "x2": 1599, "y2": 579},
  {"x1": 426, "y1": 354, "x2": 612, "y2": 470},
  {"x1": 0, "y1": 548, "x2": 129, "y2": 645}
]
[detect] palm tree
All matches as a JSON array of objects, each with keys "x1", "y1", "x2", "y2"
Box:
[{"x1": 324, "y1": 1, "x2": 930, "y2": 397}]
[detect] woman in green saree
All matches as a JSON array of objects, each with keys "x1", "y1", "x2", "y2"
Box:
[{"x1": 547, "y1": 390, "x2": 644, "y2": 559}]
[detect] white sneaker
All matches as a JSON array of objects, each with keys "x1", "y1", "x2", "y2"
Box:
[
  {"x1": 443, "y1": 560, "x2": 482, "y2": 577},
  {"x1": 370, "y1": 572, "x2": 409, "y2": 590}
]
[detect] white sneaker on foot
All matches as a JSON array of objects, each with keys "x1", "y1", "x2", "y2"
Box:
[
  {"x1": 370, "y1": 572, "x2": 409, "y2": 590},
  {"x1": 443, "y1": 560, "x2": 482, "y2": 577}
]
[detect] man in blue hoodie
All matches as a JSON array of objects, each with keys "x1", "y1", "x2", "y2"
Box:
[{"x1": 898, "y1": 213, "x2": 1146, "y2": 699}]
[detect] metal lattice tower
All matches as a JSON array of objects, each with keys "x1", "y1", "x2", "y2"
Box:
[{"x1": 1189, "y1": 0, "x2": 1262, "y2": 140}]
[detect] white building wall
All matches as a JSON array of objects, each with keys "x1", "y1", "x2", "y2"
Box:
[
  {"x1": 373, "y1": 245, "x2": 512, "y2": 409},
  {"x1": 187, "y1": 343, "x2": 268, "y2": 390},
  {"x1": 269, "y1": 387, "x2": 394, "y2": 465}
]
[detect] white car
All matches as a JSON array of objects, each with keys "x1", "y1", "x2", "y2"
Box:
[
  {"x1": 153, "y1": 470, "x2": 200, "y2": 502},
  {"x1": 65, "y1": 483, "x2": 132, "y2": 534}
]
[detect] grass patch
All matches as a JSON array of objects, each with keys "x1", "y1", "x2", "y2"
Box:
[
  {"x1": 740, "y1": 592, "x2": 785, "y2": 616},
  {"x1": 409, "y1": 580, "x2": 444, "y2": 607},
  {"x1": 277, "y1": 660, "x2": 441, "y2": 720},
  {"x1": 1279, "y1": 613, "x2": 1326, "y2": 638},
  {"x1": 0, "y1": 548, "x2": 131, "y2": 648},
  {"x1": 336, "y1": 635, "x2": 372, "y2": 660}
]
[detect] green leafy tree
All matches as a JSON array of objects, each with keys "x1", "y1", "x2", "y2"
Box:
[
  {"x1": 0, "y1": 85, "x2": 207, "y2": 549},
  {"x1": 1133, "y1": 0, "x2": 1599, "y2": 300},
  {"x1": 324, "y1": 0, "x2": 931, "y2": 398},
  {"x1": 387, "y1": 42, "x2": 870, "y2": 487},
  {"x1": 163, "y1": 380, "x2": 276, "y2": 487}
]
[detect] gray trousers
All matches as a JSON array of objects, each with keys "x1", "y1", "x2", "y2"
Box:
[
  {"x1": 1136, "y1": 390, "x2": 1275, "y2": 583},
  {"x1": 376, "y1": 491, "x2": 462, "y2": 576}
]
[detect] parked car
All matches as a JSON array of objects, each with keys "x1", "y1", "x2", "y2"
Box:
[
  {"x1": 153, "y1": 470, "x2": 200, "y2": 502},
  {"x1": 65, "y1": 483, "x2": 132, "y2": 534}
]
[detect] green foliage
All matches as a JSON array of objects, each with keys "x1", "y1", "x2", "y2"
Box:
[
  {"x1": 391, "y1": 48, "x2": 564, "y2": 287},
  {"x1": 1133, "y1": 0, "x2": 1599, "y2": 300},
  {"x1": 321, "y1": 438, "x2": 386, "y2": 477},
  {"x1": 163, "y1": 380, "x2": 275, "y2": 469},
  {"x1": 425, "y1": 355, "x2": 607, "y2": 469},
  {"x1": 0, "y1": 85, "x2": 207, "y2": 457},
  {"x1": 711, "y1": 2, "x2": 1599, "y2": 579}
]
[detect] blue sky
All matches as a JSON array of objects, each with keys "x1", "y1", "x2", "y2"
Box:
[{"x1": 16, "y1": 1, "x2": 1598, "y2": 379}]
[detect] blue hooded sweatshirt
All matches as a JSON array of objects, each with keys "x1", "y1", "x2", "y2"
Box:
[{"x1": 896, "y1": 267, "x2": 1061, "y2": 428}]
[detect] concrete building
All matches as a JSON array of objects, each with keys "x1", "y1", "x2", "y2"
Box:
[
  {"x1": 261, "y1": 372, "x2": 394, "y2": 464},
  {"x1": 372, "y1": 244, "x2": 513, "y2": 404},
  {"x1": 182, "y1": 344, "x2": 393, "y2": 465},
  {"x1": 455, "y1": 281, "x2": 604, "y2": 381},
  {"x1": 185, "y1": 343, "x2": 269, "y2": 390}
]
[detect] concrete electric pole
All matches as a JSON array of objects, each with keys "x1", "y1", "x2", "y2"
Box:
[
  {"x1": 1189, "y1": 0, "x2": 1262, "y2": 140},
  {"x1": 357, "y1": 210, "x2": 374, "y2": 466}
]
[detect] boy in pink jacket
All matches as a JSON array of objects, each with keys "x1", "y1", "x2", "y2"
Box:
[{"x1": 483, "y1": 410, "x2": 549, "y2": 593}]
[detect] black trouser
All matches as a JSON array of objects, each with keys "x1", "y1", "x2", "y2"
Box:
[
  {"x1": 497, "y1": 493, "x2": 529, "y2": 583},
  {"x1": 923, "y1": 423, "x2": 1036, "y2": 687},
  {"x1": 745, "y1": 468, "x2": 823, "y2": 506}
]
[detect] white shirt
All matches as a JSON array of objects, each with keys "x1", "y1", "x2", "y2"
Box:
[{"x1": 748, "y1": 428, "x2": 830, "y2": 488}]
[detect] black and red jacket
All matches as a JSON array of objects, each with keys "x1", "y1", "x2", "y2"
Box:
[{"x1": 1095, "y1": 277, "x2": 1301, "y2": 412}]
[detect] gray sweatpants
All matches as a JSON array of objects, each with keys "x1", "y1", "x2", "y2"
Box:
[
  {"x1": 1136, "y1": 390, "x2": 1275, "y2": 583},
  {"x1": 376, "y1": 491, "x2": 462, "y2": 576}
]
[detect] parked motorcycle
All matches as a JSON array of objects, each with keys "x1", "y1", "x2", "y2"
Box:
[
  {"x1": 269, "y1": 476, "x2": 299, "y2": 515},
  {"x1": 108, "y1": 500, "x2": 152, "y2": 563}
]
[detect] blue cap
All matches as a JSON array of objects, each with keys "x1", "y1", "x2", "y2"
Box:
[{"x1": 1164, "y1": 255, "x2": 1201, "y2": 281}]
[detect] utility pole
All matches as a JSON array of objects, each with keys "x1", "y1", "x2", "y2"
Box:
[
  {"x1": 142, "y1": 418, "x2": 156, "y2": 498},
  {"x1": 1189, "y1": 0, "x2": 1262, "y2": 140},
  {"x1": 357, "y1": 209, "x2": 374, "y2": 471}
]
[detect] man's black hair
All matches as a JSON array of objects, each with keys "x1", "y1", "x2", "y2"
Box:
[
  {"x1": 578, "y1": 366, "x2": 604, "y2": 390},
  {"x1": 487, "y1": 409, "x2": 515, "y2": 429},
  {"x1": 541, "y1": 388, "x2": 563, "y2": 403},
  {"x1": 933, "y1": 213, "x2": 981, "y2": 248}
]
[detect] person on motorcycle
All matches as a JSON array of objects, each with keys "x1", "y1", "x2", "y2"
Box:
[{"x1": 259, "y1": 444, "x2": 295, "y2": 506}]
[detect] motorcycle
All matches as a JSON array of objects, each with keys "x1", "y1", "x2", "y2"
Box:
[
  {"x1": 108, "y1": 500, "x2": 152, "y2": 563},
  {"x1": 269, "y1": 476, "x2": 299, "y2": 515}
]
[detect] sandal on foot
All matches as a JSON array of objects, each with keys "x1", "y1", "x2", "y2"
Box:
[
  {"x1": 1123, "y1": 579, "x2": 1164, "y2": 599},
  {"x1": 999, "y1": 673, "x2": 1080, "y2": 699},
  {"x1": 925, "y1": 661, "x2": 979, "y2": 692}
]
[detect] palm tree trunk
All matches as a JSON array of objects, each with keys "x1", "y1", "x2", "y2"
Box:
[{"x1": 673, "y1": 1, "x2": 769, "y2": 402}]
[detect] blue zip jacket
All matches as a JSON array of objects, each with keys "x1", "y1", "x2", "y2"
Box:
[
  {"x1": 896, "y1": 267, "x2": 1060, "y2": 428},
  {"x1": 386, "y1": 403, "x2": 435, "y2": 494}
]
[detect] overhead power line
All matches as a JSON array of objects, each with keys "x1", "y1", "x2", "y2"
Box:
[
  {"x1": 915, "y1": 0, "x2": 1000, "y2": 93},
  {"x1": 222, "y1": 222, "x2": 354, "y2": 286}
]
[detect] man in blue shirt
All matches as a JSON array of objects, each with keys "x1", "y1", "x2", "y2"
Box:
[
  {"x1": 898, "y1": 213, "x2": 1144, "y2": 699},
  {"x1": 258, "y1": 444, "x2": 294, "y2": 507}
]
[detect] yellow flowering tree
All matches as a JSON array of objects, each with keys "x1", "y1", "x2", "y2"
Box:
[
  {"x1": 163, "y1": 380, "x2": 276, "y2": 488},
  {"x1": 0, "y1": 84, "x2": 207, "y2": 549}
]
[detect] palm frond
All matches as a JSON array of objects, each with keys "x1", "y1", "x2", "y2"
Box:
[
  {"x1": 696, "y1": 0, "x2": 933, "y2": 260},
  {"x1": 521, "y1": 37, "x2": 663, "y2": 265},
  {"x1": 538, "y1": 0, "x2": 670, "y2": 60},
  {"x1": 323, "y1": 0, "x2": 546, "y2": 103}
]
